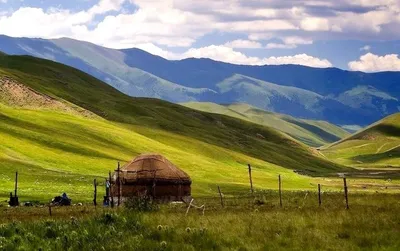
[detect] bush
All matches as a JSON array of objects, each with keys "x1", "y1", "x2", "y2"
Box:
[{"x1": 124, "y1": 196, "x2": 159, "y2": 212}]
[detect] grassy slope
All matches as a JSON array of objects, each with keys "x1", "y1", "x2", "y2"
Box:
[
  {"x1": 0, "y1": 54, "x2": 349, "y2": 201},
  {"x1": 322, "y1": 113, "x2": 400, "y2": 168},
  {"x1": 183, "y1": 102, "x2": 349, "y2": 147}
]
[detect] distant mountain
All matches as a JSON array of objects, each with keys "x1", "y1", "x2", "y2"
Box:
[
  {"x1": 0, "y1": 35, "x2": 399, "y2": 126},
  {"x1": 182, "y1": 102, "x2": 350, "y2": 147}
]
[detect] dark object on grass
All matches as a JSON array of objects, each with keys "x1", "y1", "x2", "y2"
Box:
[
  {"x1": 23, "y1": 202, "x2": 33, "y2": 207},
  {"x1": 9, "y1": 192, "x2": 19, "y2": 207},
  {"x1": 51, "y1": 193, "x2": 71, "y2": 206}
]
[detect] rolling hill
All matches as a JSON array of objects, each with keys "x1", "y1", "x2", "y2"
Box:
[
  {"x1": 182, "y1": 102, "x2": 349, "y2": 147},
  {"x1": 0, "y1": 53, "x2": 347, "y2": 201},
  {"x1": 0, "y1": 35, "x2": 399, "y2": 126},
  {"x1": 322, "y1": 113, "x2": 400, "y2": 168}
]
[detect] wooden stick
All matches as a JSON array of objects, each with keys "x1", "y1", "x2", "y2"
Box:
[
  {"x1": 318, "y1": 184, "x2": 322, "y2": 207},
  {"x1": 218, "y1": 185, "x2": 224, "y2": 208},
  {"x1": 343, "y1": 178, "x2": 349, "y2": 210},
  {"x1": 14, "y1": 171, "x2": 18, "y2": 197},
  {"x1": 117, "y1": 162, "x2": 121, "y2": 206},
  {"x1": 109, "y1": 171, "x2": 114, "y2": 208},
  {"x1": 248, "y1": 164, "x2": 254, "y2": 194},
  {"x1": 48, "y1": 204, "x2": 52, "y2": 216},
  {"x1": 93, "y1": 179, "x2": 97, "y2": 207},
  {"x1": 279, "y1": 175, "x2": 282, "y2": 207},
  {"x1": 185, "y1": 198, "x2": 194, "y2": 216}
]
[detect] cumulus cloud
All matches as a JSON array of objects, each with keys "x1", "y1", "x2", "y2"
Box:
[
  {"x1": 262, "y1": 54, "x2": 332, "y2": 68},
  {"x1": 300, "y1": 17, "x2": 331, "y2": 31},
  {"x1": 348, "y1": 53, "x2": 400, "y2": 72},
  {"x1": 180, "y1": 45, "x2": 332, "y2": 68}
]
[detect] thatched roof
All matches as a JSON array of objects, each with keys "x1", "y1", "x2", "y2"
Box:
[{"x1": 117, "y1": 154, "x2": 191, "y2": 185}]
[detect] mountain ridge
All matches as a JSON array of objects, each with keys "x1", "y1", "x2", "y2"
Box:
[
  {"x1": 0, "y1": 35, "x2": 398, "y2": 126},
  {"x1": 182, "y1": 101, "x2": 350, "y2": 147}
]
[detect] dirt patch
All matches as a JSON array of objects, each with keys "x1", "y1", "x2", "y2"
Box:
[{"x1": 0, "y1": 76, "x2": 96, "y2": 118}]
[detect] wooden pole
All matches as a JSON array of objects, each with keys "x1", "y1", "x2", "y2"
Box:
[
  {"x1": 218, "y1": 185, "x2": 224, "y2": 208},
  {"x1": 248, "y1": 164, "x2": 254, "y2": 194},
  {"x1": 14, "y1": 171, "x2": 18, "y2": 197},
  {"x1": 117, "y1": 162, "x2": 121, "y2": 206},
  {"x1": 279, "y1": 175, "x2": 282, "y2": 207},
  {"x1": 93, "y1": 179, "x2": 97, "y2": 207},
  {"x1": 318, "y1": 184, "x2": 322, "y2": 207},
  {"x1": 48, "y1": 204, "x2": 52, "y2": 216},
  {"x1": 109, "y1": 171, "x2": 114, "y2": 208},
  {"x1": 343, "y1": 178, "x2": 349, "y2": 210}
]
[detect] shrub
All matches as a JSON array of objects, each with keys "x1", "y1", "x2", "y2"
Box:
[{"x1": 124, "y1": 196, "x2": 159, "y2": 212}]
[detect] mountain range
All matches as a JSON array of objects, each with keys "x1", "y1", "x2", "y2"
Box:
[{"x1": 0, "y1": 35, "x2": 399, "y2": 126}]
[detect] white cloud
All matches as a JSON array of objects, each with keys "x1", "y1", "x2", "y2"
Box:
[
  {"x1": 360, "y1": 45, "x2": 371, "y2": 51},
  {"x1": 89, "y1": 0, "x2": 126, "y2": 15},
  {"x1": 266, "y1": 43, "x2": 296, "y2": 49},
  {"x1": 248, "y1": 33, "x2": 274, "y2": 41},
  {"x1": 180, "y1": 45, "x2": 332, "y2": 68},
  {"x1": 182, "y1": 45, "x2": 261, "y2": 65},
  {"x1": 300, "y1": 17, "x2": 331, "y2": 31},
  {"x1": 262, "y1": 54, "x2": 332, "y2": 68},
  {"x1": 266, "y1": 36, "x2": 313, "y2": 49},
  {"x1": 283, "y1": 36, "x2": 313, "y2": 45},
  {"x1": 348, "y1": 53, "x2": 400, "y2": 72},
  {"x1": 224, "y1": 40, "x2": 262, "y2": 49}
]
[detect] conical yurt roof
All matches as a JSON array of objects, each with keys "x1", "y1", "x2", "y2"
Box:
[{"x1": 118, "y1": 154, "x2": 191, "y2": 184}]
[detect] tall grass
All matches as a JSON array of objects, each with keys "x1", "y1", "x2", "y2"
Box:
[{"x1": 1, "y1": 192, "x2": 399, "y2": 250}]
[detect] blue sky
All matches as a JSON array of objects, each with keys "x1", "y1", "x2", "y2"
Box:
[{"x1": 0, "y1": 0, "x2": 399, "y2": 72}]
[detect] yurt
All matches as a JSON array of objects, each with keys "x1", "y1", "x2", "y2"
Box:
[{"x1": 110, "y1": 154, "x2": 191, "y2": 202}]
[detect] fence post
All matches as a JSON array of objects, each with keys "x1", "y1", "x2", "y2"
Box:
[
  {"x1": 117, "y1": 162, "x2": 121, "y2": 206},
  {"x1": 15, "y1": 171, "x2": 18, "y2": 197},
  {"x1": 318, "y1": 184, "x2": 322, "y2": 207},
  {"x1": 109, "y1": 171, "x2": 114, "y2": 208},
  {"x1": 279, "y1": 175, "x2": 282, "y2": 207},
  {"x1": 248, "y1": 164, "x2": 254, "y2": 194},
  {"x1": 48, "y1": 204, "x2": 52, "y2": 216},
  {"x1": 93, "y1": 179, "x2": 97, "y2": 207},
  {"x1": 343, "y1": 178, "x2": 349, "y2": 209},
  {"x1": 218, "y1": 185, "x2": 224, "y2": 208}
]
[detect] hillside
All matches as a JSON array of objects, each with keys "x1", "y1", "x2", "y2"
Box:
[
  {"x1": 0, "y1": 54, "x2": 348, "y2": 201},
  {"x1": 0, "y1": 35, "x2": 399, "y2": 125},
  {"x1": 322, "y1": 113, "x2": 400, "y2": 168},
  {"x1": 182, "y1": 102, "x2": 349, "y2": 147}
]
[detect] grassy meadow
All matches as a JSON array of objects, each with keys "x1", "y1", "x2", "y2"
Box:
[
  {"x1": 1, "y1": 192, "x2": 399, "y2": 250},
  {"x1": 0, "y1": 53, "x2": 356, "y2": 203},
  {"x1": 0, "y1": 103, "x2": 316, "y2": 202},
  {"x1": 322, "y1": 113, "x2": 400, "y2": 169},
  {"x1": 0, "y1": 53, "x2": 400, "y2": 250}
]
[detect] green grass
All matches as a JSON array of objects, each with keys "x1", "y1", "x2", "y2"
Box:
[
  {"x1": 1, "y1": 192, "x2": 400, "y2": 250},
  {"x1": 0, "y1": 52, "x2": 345, "y2": 202},
  {"x1": 1, "y1": 103, "x2": 327, "y2": 202},
  {"x1": 2, "y1": 53, "x2": 398, "y2": 203},
  {"x1": 322, "y1": 113, "x2": 400, "y2": 168},
  {"x1": 0, "y1": 54, "x2": 345, "y2": 175},
  {"x1": 182, "y1": 102, "x2": 349, "y2": 147}
]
